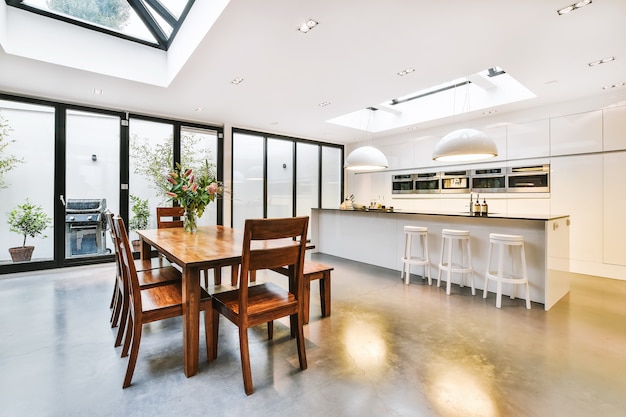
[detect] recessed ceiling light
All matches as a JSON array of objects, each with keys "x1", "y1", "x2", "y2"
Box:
[
  {"x1": 602, "y1": 82, "x2": 625, "y2": 90},
  {"x1": 298, "y1": 19, "x2": 318, "y2": 33},
  {"x1": 270, "y1": 121, "x2": 280, "y2": 125},
  {"x1": 588, "y1": 56, "x2": 615, "y2": 66},
  {"x1": 93, "y1": 88, "x2": 103, "y2": 95},
  {"x1": 318, "y1": 101, "x2": 331, "y2": 107},
  {"x1": 557, "y1": 0, "x2": 592, "y2": 15},
  {"x1": 397, "y1": 68, "x2": 415, "y2": 77},
  {"x1": 195, "y1": 107, "x2": 204, "y2": 112},
  {"x1": 231, "y1": 77, "x2": 244, "y2": 85},
  {"x1": 482, "y1": 109, "x2": 498, "y2": 115}
]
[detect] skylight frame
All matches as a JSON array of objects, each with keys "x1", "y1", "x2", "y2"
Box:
[{"x1": 5, "y1": 0, "x2": 195, "y2": 50}]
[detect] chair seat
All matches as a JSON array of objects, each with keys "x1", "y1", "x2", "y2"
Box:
[
  {"x1": 137, "y1": 265, "x2": 181, "y2": 288},
  {"x1": 134, "y1": 256, "x2": 172, "y2": 271},
  {"x1": 141, "y1": 282, "x2": 211, "y2": 322},
  {"x1": 213, "y1": 282, "x2": 297, "y2": 322}
]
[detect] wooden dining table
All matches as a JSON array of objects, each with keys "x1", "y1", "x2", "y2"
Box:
[{"x1": 136, "y1": 225, "x2": 244, "y2": 377}]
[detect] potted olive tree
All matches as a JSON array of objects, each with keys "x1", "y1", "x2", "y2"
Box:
[
  {"x1": 128, "y1": 194, "x2": 149, "y2": 252},
  {"x1": 7, "y1": 199, "x2": 52, "y2": 262}
]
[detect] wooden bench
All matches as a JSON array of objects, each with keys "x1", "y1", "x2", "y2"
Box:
[{"x1": 270, "y1": 261, "x2": 333, "y2": 324}]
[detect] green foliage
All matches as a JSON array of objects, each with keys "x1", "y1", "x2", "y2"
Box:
[
  {"x1": 7, "y1": 199, "x2": 53, "y2": 247},
  {"x1": 128, "y1": 194, "x2": 150, "y2": 231},
  {"x1": 166, "y1": 161, "x2": 220, "y2": 218},
  {"x1": 46, "y1": 0, "x2": 130, "y2": 30},
  {"x1": 0, "y1": 113, "x2": 23, "y2": 189},
  {"x1": 129, "y1": 133, "x2": 213, "y2": 198}
]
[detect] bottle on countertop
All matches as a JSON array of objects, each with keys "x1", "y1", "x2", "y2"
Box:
[
  {"x1": 481, "y1": 198, "x2": 488, "y2": 216},
  {"x1": 473, "y1": 194, "x2": 481, "y2": 216}
]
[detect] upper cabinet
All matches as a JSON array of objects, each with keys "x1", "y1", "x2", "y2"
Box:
[
  {"x1": 603, "y1": 105, "x2": 626, "y2": 152},
  {"x1": 388, "y1": 141, "x2": 415, "y2": 170},
  {"x1": 507, "y1": 119, "x2": 550, "y2": 160},
  {"x1": 550, "y1": 110, "x2": 602, "y2": 156}
]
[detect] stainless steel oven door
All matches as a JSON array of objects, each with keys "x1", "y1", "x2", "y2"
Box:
[
  {"x1": 507, "y1": 165, "x2": 550, "y2": 193},
  {"x1": 415, "y1": 179, "x2": 440, "y2": 193},
  {"x1": 507, "y1": 173, "x2": 549, "y2": 192},
  {"x1": 392, "y1": 175, "x2": 414, "y2": 194},
  {"x1": 441, "y1": 171, "x2": 470, "y2": 193}
]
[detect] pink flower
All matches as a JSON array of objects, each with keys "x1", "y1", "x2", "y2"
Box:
[
  {"x1": 166, "y1": 191, "x2": 178, "y2": 198},
  {"x1": 167, "y1": 176, "x2": 177, "y2": 184},
  {"x1": 208, "y1": 182, "x2": 218, "y2": 195},
  {"x1": 189, "y1": 174, "x2": 195, "y2": 183},
  {"x1": 184, "y1": 169, "x2": 193, "y2": 177},
  {"x1": 191, "y1": 183, "x2": 198, "y2": 192},
  {"x1": 182, "y1": 185, "x2": 188, "y2": 191}
]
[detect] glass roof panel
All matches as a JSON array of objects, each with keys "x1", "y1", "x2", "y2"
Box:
[{"x1": 8, "y1": 0, "x2": 194, "y2": 50}]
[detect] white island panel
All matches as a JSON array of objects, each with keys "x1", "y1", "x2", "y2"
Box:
[{"x1": 312, "y1": 209, "x2": 570, "y2": 310}]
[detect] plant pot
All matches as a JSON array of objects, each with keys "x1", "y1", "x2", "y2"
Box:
[
  {"x1": 132, "y1": 240, "x2": 141, "y2": 252},
  {"x1": 8, "y1": 246, "x2": 35, "y2": 262}
]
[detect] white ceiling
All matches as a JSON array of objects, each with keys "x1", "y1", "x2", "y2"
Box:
[{"x1": 1, "y1": 0, "x2": 625, "y2": 145}]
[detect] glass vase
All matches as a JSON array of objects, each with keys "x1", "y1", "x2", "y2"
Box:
[{"x1": 183, "y1": 209, "x2": 198, "y2": 233}]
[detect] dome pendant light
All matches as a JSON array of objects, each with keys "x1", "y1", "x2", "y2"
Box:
[
  {"x1": 432, "y1": 75, "x2": 498, "y2": 162},
  {"x1": 345, "y1": 146, "x2": 389, "y2": 171},
  {"x1": 432, "y1": 128, "x2": 498, "y2": 162}
]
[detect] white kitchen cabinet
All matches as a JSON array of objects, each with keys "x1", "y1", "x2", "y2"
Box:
[
  {"x1": 507, "y1": 119, "x2": 550, "y2": 160},
  {"x1": 388, "y1": 141, "x2": 415, "y2": 170},
  {"x1": 550, "y1": 154, "x2": 603, "y2": 264},
  {"x1": 413, "y1": 135, "x2": 440, "y2": 169},
  {"x1": 482, "y1": 126, "x2": 507, "y2": 162},
  {"x1": 603, "y1": 151, "x2": 626, "y2": 266},
  {"x1": 550, "y1": 110, "x2": 602, "y2": 156},
  {"x1": 603, "y1": 105, "x2": 626, "y2": 152}
]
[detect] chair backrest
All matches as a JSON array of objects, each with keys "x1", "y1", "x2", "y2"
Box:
[
  {"x1": 239, "y1": 216, "x2": 309, "y2": 312},
  {"x1": 105, "y1": 210, "x2": 124, "y2": 282},
  {"x1": 156, "y1": 206, "x2": 185, "y2": 228},
  {"x1": 113, "y1": 215, "x2": 142, "y2": 317}
]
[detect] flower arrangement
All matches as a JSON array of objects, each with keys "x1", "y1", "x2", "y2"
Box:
[{"x1": 166, "y1": 160, "x2": 221, "y2": 232}]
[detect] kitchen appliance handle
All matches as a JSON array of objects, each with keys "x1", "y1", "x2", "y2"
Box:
[
  {"x1": 69, "y1": 225, "x2": 98, "y2": 230},
  {"x1": 60, "y1": 195, "x2": 66, "y2": 206}
]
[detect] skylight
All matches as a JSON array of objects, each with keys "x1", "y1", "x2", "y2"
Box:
[
  {"x1": 327, "y1": 67, "x2": 536, "y2": 133},
  {"x1": 5, "y1": 0, "x2": 194, "y2": 50}
]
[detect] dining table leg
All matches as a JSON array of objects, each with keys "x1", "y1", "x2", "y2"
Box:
[{"x1": 182, "y1": 266, "x2": 201, "y2": 377}]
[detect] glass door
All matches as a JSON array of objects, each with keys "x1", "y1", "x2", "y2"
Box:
[
  {"x1": 64, "y1": 109, "x2": 120, "y2": 261},
  {"x1": 0, "y1": 100, "x2": 55, "y2": 267}
]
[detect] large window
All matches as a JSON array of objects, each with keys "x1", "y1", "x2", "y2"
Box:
[
  {"x1": 232, "y1": 133, "x2": 264, "y2": 230},
  {"x1": 0, "y1": 93, "x2": 223, "y2": 274},
  {"x1": 232, "y1": 129, "x2": 343, "y2": 229},
  {"x1": 0, "y1": 100, "x2": 55, "y2": 265},
  {"x1": 66, "y1": 109, "x2": 120, "y2": 260},
  {"x1": 8, "y1": 0, "x2": 195, "y2": 50},
  {"x1": 129, "y1": 118, "x2": 174, "y2": 243}
]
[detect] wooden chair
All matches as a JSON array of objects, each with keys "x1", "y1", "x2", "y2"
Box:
[
  {"x1": 113, "y1": 215, "x2": 213, "y2": 388},
  {"x1": 106, "y1": 211, "x2": 182, "y2": 348},
  {"x1": 156, "y1": 206, "x2": 185, "y2": 229},
  {"x1": 210, "y1": 216, "x2": 309, "y2": 395},
  {"x1": 272, "y1": 261, "x2": 333, "y2": 324},
  {"x1": 156, "y1": 206, "x2": 223, "y2": 288}
]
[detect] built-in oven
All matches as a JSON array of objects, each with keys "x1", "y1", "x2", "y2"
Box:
[
  {"x1": 507, "y1": 164, "x2": 550, "y2": 192},
  {"x1": 441, "y1": 170, "x2": 470, "y2": 193},
  {"x1": 414, "y1": 172, "x2": 440, "y2": 194},
  {"x1": 392, "y1": 174, "x2": 414, "y2": 194},
  {"x1": 471, "y1": 168, "x2": 506, "y2": 193}
]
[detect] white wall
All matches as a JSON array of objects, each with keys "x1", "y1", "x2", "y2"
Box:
[{"x1": 345, "y1": 95, "x2": 626, "y2": 281}]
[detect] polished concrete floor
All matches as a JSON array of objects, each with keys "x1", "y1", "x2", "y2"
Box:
[{"x1": 1, "y1": 253, "x2": 625, "y2": 417}]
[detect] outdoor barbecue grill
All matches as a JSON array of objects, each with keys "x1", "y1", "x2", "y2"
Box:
[{"x1": 65, "y1": 198, "x2": 108, "y2": 257}]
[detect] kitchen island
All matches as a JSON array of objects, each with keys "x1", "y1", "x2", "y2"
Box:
[{"x1": 310, "y1": 208, "x2": 570, "y2": 310}]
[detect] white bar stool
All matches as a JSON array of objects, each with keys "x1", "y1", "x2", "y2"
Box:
[
  {"x1": 437, "y1": 229, "x2": 475, "y2": 295},
  {"x1": 401, "y1": 226, "x2": 431, "y2": 285},
  {"x1": 483, "y1": 233, "x2": 531, "y2": 309}
]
